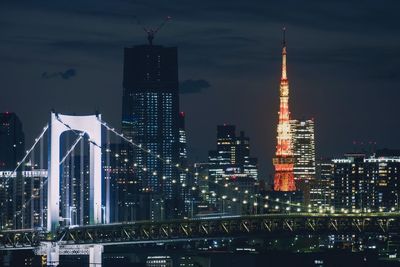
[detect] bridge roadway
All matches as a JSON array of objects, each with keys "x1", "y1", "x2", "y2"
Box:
[{"x1": 1, "y1": 213, "x2": 400, "y2": 250}]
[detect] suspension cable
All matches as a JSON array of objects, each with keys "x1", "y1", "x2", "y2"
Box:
[
  {"x1": 7, "y1": 118, "x2": 322, "y2": 231},
  {"x1": 59, "y1": 133, "x2": 84, "y2": 165},
  {"x1": 97, "y1": 119, "x2": 319, "y2": 213},
  {"x1": 14, "y1": 132, "x2": 88, "y2": 226},
  {"x1": 55, "y1": 116, "x2": 101, "y2": 149}
]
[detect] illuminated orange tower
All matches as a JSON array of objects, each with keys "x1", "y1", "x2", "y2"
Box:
[{"x1": 273, "y1": 27, "x2": 296, "y2": 191}]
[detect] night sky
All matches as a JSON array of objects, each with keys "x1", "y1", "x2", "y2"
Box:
[{"x1": 1, "y1": 0, "x2": 400, "y2": 181}]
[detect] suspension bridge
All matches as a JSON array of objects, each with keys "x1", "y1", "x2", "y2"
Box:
[{"x1": 1, "y1": 112, "x2": 400, "y2": 266}]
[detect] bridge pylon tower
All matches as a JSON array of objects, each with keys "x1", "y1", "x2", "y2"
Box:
[{"x1": 47, "y1": 112, "x2": 104, "y2": 232}]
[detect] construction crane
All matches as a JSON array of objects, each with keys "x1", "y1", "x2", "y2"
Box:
[{"x1": 137, "y1": 16, "x2": 172, "y2": 45}]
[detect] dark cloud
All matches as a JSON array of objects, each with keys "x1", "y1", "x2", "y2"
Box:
[
  {"x1": 49, "y1": 40, "x2": 121, "y2": 52},
  {"x1": 180, "y1": 79, "x2": 211, "y2": 94},
  {"x1": 41, "y1": 68, "x2": 77, "y2": 80}
]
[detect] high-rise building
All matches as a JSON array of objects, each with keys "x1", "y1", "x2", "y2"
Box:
[
  {"x1": 332, "y1": 153, "x2": 367, "y2": 212},
  {"x1": 208, "y1": 125, "x2": 258, "y2": 214},
  {"x1": 178, "y1": 113, "x2": 188, "y2": 187},
  {"x1": 290, "y1": 119, "x2": 316, "y2": 205},
  {"x1": 208, "y1": 125, "x2": 258, "y2": 182},
  {"x1": 0, "y1": 170, "x2": 47, "y2": 230},
  {"x1": 0, "y1": 112, "x2": 25, "y2": 171},
  {"x1": 178, "y1": 112, "x2": 188, "y2": 167},
  {"x1": 121, "y1": 44, "x2": 180, "y2": 218},
  {"x1": 178, "y1": 112, "x2": 193, "y2": 215},
  {"x1": 291, "y1": 119, "x2": 316, "y2": 180},
  {"x1": 364, "y1": 149, "x2": 400, "y2": 212},
  {"x1": 273, "y1": 28, "x2": 296, "y2": 191},
  {"x1": 208, "y1": 125, "x2": 236, "y2": 182},
  {"x1": 107, "y1": 143, "x2": 165, "y2": 222},
  {"x1": 109, "y1": 143, "x2": 137, "y2": 222},
  {"x1": 332, "y1": 150, "x2": 400, "y2": 213},
  {"x1": 310, "y1": 158, "x2": 334, "y2": 210},
  {"x1": 236, "y1": 131, "x2": 258, "y2": 179}
]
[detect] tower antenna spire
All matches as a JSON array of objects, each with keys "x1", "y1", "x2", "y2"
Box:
[
  {"x1": 282, "y1": 26, "x2": 286, "y2": 47},
  {"x1": 281, "y1": 26, "x2": 288, "y2": 81}
]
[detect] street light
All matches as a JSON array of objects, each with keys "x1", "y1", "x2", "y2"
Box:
[
  {"x1": 221, "y1": 195, "x2": 227, "y2": 213},
  {"x1": 253, "y1": 202, "x2": 259, "y2": 215}
]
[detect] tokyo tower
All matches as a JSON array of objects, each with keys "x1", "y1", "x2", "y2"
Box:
[{"x1": 273, "y1": 27, "x2": 296, "y2": 191}]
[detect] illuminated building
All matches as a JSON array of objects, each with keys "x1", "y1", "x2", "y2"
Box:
[
  {"x1": 364, "y1": 149, "x2": 400, "y2": 211},
  {"x1": 291, "y1": 119, "x2": 316, "y2": 180},
  {"x1": 0, "y1": 170, "x2": 47, "y2": 229},
  {"x1": 0, "y1": 112, "x2": 25, "y2": 171},
  {"x1": 107, "y1": 143, "x2": 136, "y2": 222},
  {"x1": 208, "y1": 125, "x2": 258, "y2": 214},
  {"x1": 310, "y1": 158, "x2": 334, "y2": 210},
  {"x1": 208, "y1": 125, "x2": 258, "y2": 183},
  {"x1": 178, "y1": 112, "x2": 191, "y2": 214},
  {"x1": 236, "y1": 131, "x2": 259, "y2": 179},
  {"x1": 0, "y1": 113, "x2": 26, "y2": 229},
  {"x1": 121, "y1": 44, "x2": 181, "y2": 218},
  {"x1": 332, "y1": 153, "x2": 367, "y2": 212},
  {"x1": 332, "y1": 150, "x2": 400, "y2": 213},
  {"x1": 273, "y1": 28, "x2": 296, "y2": 191},
  {"x1": 105, "y1": 143, "x2": 165, "y2": 222},
  {"x1": 290, "y1": 119, "x2": 316, "y2": 204},
  {"x1": 178, "y1": 112, "x2": 188, "y2": 166},
  {"x1": 208, "y1": 125, "x2": 236, "y2": 182},
  {"x1": 146, "y1": 255, "x2": 173, "y2": 267}
]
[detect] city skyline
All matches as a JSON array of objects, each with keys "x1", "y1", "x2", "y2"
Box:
[
  {"x1": 1, "y1": 0, "x2": 400, "y2": 179},
  {"x1": 2, "y1": 2, "x2": 400, "y2": 266}
]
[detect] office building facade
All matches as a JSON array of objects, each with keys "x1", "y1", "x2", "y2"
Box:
[{"x1": 291, "y1": 119, "x2": 316, "y2": 180}]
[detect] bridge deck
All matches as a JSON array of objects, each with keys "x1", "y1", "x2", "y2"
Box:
[{"x1": 1, "y1": 213, "x2": 400, "y2": 249}]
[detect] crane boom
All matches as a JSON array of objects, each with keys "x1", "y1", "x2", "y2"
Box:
[{"x1": 141, "y1": 16, "x2": 172, "y2": 45}]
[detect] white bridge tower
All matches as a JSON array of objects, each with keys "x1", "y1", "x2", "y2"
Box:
[{"x1": 47, "y1": 112, "x2": 103, "y2": 232}]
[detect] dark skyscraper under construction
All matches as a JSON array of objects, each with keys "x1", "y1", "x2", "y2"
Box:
[{"x1": 121, "y1": 44, "x2": 180, "y2": 218}]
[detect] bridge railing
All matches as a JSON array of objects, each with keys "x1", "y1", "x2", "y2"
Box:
[
  {"x1": 0, "y1": 229, "x2": 48, "y2": 249},
  {"x1": 1, "y1": 213, "x2": 400, "y2": 249},
  {"x1": 58, "y1": 213, "x2": 400, "y2": 245}
]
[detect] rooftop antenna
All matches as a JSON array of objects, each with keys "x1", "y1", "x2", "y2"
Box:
[
  {"x1": 142, "y1": 16, "x2": 172, "y2": 45},
  {"x1": 282, "y1": 26, "x2": 286, "y2": 47}
]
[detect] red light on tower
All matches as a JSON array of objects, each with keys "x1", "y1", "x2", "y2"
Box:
[{"x1": 273, "y1": 27, "x2": 296, "y2": 191}]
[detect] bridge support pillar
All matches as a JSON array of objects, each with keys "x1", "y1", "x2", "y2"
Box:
[
  {"x1": 1, "y1": 250, "x2": 11, "y2": 266},
  {"x1": 47, "y1": 243, "x2": 60, "y2": 267},
  {"x1": 34, "y1": 242, "x2": 59, "y2": 266},
  {"x1": 89, "y1": 244, "x2": 103, "y2": 267},
  {"x1": 35, "y1": 242, "x2": 103, "y2": 267}
]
